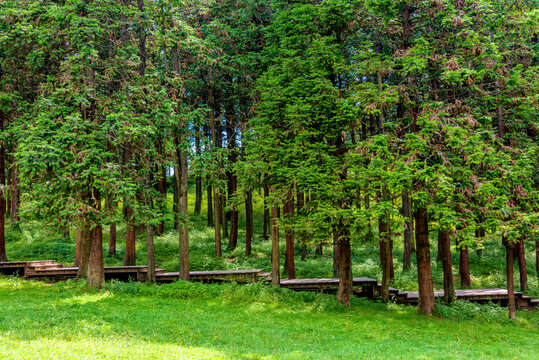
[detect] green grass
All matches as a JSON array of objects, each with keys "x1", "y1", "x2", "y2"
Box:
[{"x1": 0, "y1": 276, "x2": 538, "y2": 360}]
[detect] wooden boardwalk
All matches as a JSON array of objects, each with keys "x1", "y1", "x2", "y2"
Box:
[{"x1": 1, "y1": 260, "x2": 537, "y2": 310}]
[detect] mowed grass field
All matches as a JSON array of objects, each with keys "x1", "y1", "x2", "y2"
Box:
[{"x1": 0, "y1": 276, "x2": 538, "y2": 360}]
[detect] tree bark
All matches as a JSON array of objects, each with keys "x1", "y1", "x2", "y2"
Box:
[
  {"x1": 536, "y1": 239, "x2": 539, "y2": 275},
  {"x1": 123, "y1": 205, "x2": 136, "y2": 266},
  {"x1": 380, "y1": 219, "x2": 391, "y2": 302},
  {"x1": 145, "y1": 172, "x2": 156, "y2": 283},
  {"x1": 414, "y1": 207, "x2": 435, "y2": 315},
  {"x1": 228, "y1": 173, "x2": 238, "y2": 250},
  {"x1": 173, "y1": 134, "x2": 190, "y2": 281},
  {"x1": 505, "y1": 237, "x2": 516, "y2": 320},
  {"x1": 105, "y1": 192, "x2": 116, "y2": 256},
  {"x1": 194, "y1": 128, "x2": 202, "y2": 215},
  {"x1": 77, "y1": 221, "x2": 91, "y2": 279},
  {"x1": 0, "y1": 112, "x2": 6, "y2": 262},
  {"x1": 516, "y1": 237, "x2": 528, "y2": 291},
  {"x1": 459, "y1": 242, "x2": 471, "y2": 288},
  {"x1": 206, "y1": 179, "x2": 213, "y2": 227},
  {"x1": 10, "y1": 160, "x2": 19, "y2": 226},
  {"x1": 284, "y1": 188, "x2": 295, "y2": 279},
  {"x1": 245, "y1": 190, "x2": 253, "y2": 256},
  {"x1": 439, "y1": 230, "x2": 455, "y2": 304},
  {"x1": 156, "y1": 165, "x2": 166, "y2": 235},
  {"x1": 88, "y1": 222, "x2": 104, "y2": 288},
  {"x1": 337, "y1": 231, "x2": 352, "y2": 307},
  {"x1": 333, "y1": 230, "x2": 339, "y2": 277},
  {"x1": 271, "y1": 191, "x2": 280, "y2": 286},
  {"x1": 263, "y1": 185, "x2": 270, "y2": 240},
  {"x1": 402, "y1": 192, "x2": 412, "y2": 270}
]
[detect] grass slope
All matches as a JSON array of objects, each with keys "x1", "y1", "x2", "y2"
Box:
[{"x1": 0, "y1": 276, "x2": 538, "y2": 360}]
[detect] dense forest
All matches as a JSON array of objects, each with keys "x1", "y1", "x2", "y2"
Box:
[{"x1": 0, "y1": 0, "x2": 538, "y2": 320}]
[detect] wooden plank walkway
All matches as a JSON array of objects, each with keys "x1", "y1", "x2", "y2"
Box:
[
  {"x1": 1, "y1": 260, "x2": 537, "y2": 310},
  {"x1": 156, "y1": 269, "x2": 265, "y2": 283}
]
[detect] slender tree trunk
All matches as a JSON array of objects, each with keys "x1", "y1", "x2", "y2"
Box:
[
  {"x1": 156, "y1": 165, "x2": 166, "y2": 235},
  {"x1": 74, "y1": 226, "x2": 81, "y2": 267},
  {"x1": 173, "y1": 174, "x2": 179, "y2": 230},
  {"x1": 439, "y1": 230, "x2": 455, "y2": 304},
  {"x1": 516, "y1": 237, "x2": 528, "y2": 291},
  {"x1": 105, "y1": 192, "x2": 116, "y2": 256},
  {"x1": 505, "y1": 237, "x2": 516, "y2": 320},
  {"x1": 173, "y1": 134, "x2": 190, "y2": 281},
  {"x1": 284, "y1": 188, "x2": 295, "y2": 279},
  {"x1": 145, "y1": 172, "x2": 156, "y2": 283},
  {"x1": 380, "y1": 219, "x2": 391, "y2": 302},
  {"x1": 402, "y1": 193, "x2": 412, "y2": 270},
  {"x1": 271, "y1": 191, "x2": 280, "y2": 286},
  {"x1": 10, "y1": 161, "x2": 19, "y2": 225},
  {"x1": 459, "y1": 242, "x2": 471, "y2": 288},
  {"x1": 415, "y1": 207, "x2": 435, "y2": 315},
  {"x1": 536, "y1": 238, "x2": 539, "y2": 275},
  {"x1": 333, "y1": 230, "x2": 339, "y2": 277},
  {"x1": 263, "y1": 185, "x2": 270, "y2": 240},
  {"x1": 228, "y1": 173, "x2": 238, "y2": 250},
  {"x1": 206, "y1": 179, "x2": 213, "y2": 227},
  {"x1": 124, "y1": 205, "x2": 136, "y2": 266},
  {"x1": 221, "y1": 194, "x2": 228, "y2": 240},
  {"x1": 0, "y1": 113, "x2": 6, "y2": 262},
  {"x1": 245, "y1": 190, "x2": 253, "y2": 256},
  {"x1": 194, "y1": 128, "x2": 202, "y2": 215},
  {"x1": 337, "y1": 231, "x2": 352, "y2": 306},
  {"x1": 209, "y1": 99, "x2": 221, "y2": 257}
]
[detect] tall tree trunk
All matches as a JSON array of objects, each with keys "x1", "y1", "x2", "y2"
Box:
[
  {"x1": 402, "y1": 193, "x2": 412, "y2": 270},
  {"x1": 414, "y1": 207, "x2": 435, "y2": 315},
  {"x1": 271, "y1": 190, "x2": 280, "y2": 286},
  {"x1": 228, "y1": 173, "x2": 238, "y2": 250},
  {"x1": 459, "y1": 242, "x2": 471, "y2": 288},
  {"x1": 77, "y1": 221, "x2": 92, "y2": 279},
  {"x1": 145, "y1": 173, "x2": 155, "y2": 283},
  {"x1": 284, "y1": 188, "x2": 295, "y2": 279},
  {"x1": 380, "y1": 219, "x2": 391, "y2": 302},
  {"x1": 88, "y1": 221, "x2": 104, "y2": 288},
  {"x1": 209, "y1": 93, "x2": 221, "y2": 257},
  {"x1": 194, "y1": 128, "x2": 202, "y2": 215},
  {"x1": 74, "y1": 226, "x2": 81, "y2": 267},
  {"x1": 156, "y1": 164, "x2": 166, "y2": 235},
  {"x1": 516, "y1": 237, "x2": 528, "y2": 291},
  {"x1": 263, "y1": 185, "x2": 270, "y2": 240},
  {"x1": 173, "y1": 173, "x2": 179, "y2": 230},
  {"x1": 10, "y1": 160, "x2": 19, "y2": 226},
  {"x1": 173, "y1": 134, "x2": 190, "y2": 281},
  {"x1": 124, "y1": 205, "x2": 136, "y2": 266},
  {"x1": 333, "y1": 230, "x2": 339, "y2": 277},
  {"x1": 337, "y1": 230, "x2": 352, "y2": 307},
  {"x1": 245, "y1": 190, "x2": 253, "y2": 256},
  {"x1": 105, "y1": 192, "x2": 116, "y2": 256},
  {"x1": 206, "y1": 179, "x2": 213, "y2": 227},
  {"x1": 439, "y1": 230, "x2": 455, "y2": 304},
  {"x1": 0, "y1": 111, "x2": 6, "y2": 262},
  {"x1": 505, "y1": 237, "x2": 516, "y2": 320}
]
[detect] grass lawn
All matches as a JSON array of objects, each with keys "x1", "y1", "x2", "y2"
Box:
[{"x1": 0, "y1": 276, "x2": 538, "y2": 360}]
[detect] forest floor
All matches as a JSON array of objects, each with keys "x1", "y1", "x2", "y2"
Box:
[{"x1": 0, "y1": 276, "x2": 538, "y2": 360}]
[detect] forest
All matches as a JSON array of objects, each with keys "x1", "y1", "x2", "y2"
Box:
[{"x1": 0, "y1": 0, "x2": 538, "y2": 341}]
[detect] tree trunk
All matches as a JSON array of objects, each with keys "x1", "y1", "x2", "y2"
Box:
[
  {"x1": 88, "y1": 223, "x2": 104, "y2": 288},
  {"x1": 173, "y1": 132, "x2": 190, "y2": 281},
  {"x1": 439, "y1": 230, "x2": 455, "y2": 304},
  {"x1": 459, "y1": 242, "x2": 471, "y2": 288},
  {"x1": 263, "y1": 185, "x2": 270, "y2": 240},
  {"x1": 536, "y1": 239, "x2": 539, "y2": 275},
  {"x1": 156, "y1": 165, "x2": 166, "y2": 235},
  {"x1": 516, "y1": 237, "x2": 528, "y2": 291},
  {"x1": 505, "y1": 238, "x2": 516, "y2": 320},
  {"x1": 414, "y1": 207, "x2": 435, "y2": 315},
  {"x1": 74, "y1": 226, "x2": 81, "y2": 267},
  {"x1": 173, "y1": 173, "x2": 179, "y2": 230},
  {"x1": 284, "y1": 188, "x2": 295, "y2": 279},
  {"x1": 228, "y1": 174, "x2": 238, "y2": 250},
  {"x1": 145, "y1": 172, "x2": 156, "y2": 283},
  {"x1": 402, "y1": 193, "x2": 412, "y2": 270},
  {"x1": 0, "y1": 117, "x2": 6, "y2": 262},
  {"x1": 271, "y1": 192, "x2": 280, "y2": 286},
  {"x1": 123, "y1": 205, "x2": 136, "y2": 266},
  {"x1": 194, "y1": 128, "x2": 202, "y2": 215},
  {"x1": 10, "y1": 161, "x2": 19, "y2": 226},
  {"x1": 380, "y1": 219, "x2": 391, "y2": 302},
  {"x1": 206, "y1": 179, "x2": 213, "y2": 227},
  {"x1": 245, "y1": 190, "x2": 253, "y2": 256},
  {"x1": 333, "y1": 230, "x2": 339, "y2": 277},
  {"x1": 105, "y1": 193, "x2": 116, "y2": 256},
  {"x1": 337, "y1": 231, "x2": 352, "y2": 307},
  {"x1": 315, "y1": 243, "x2": 323, "y2": 256},
  {"x1": 77, "y1": 222, "x2": 92, "y2": 279}
]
